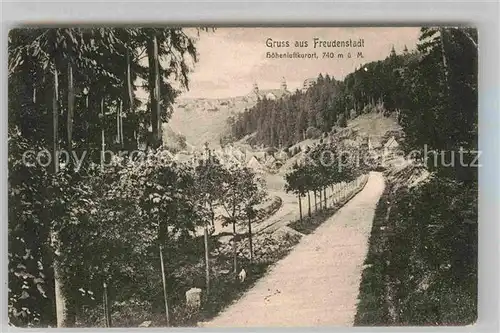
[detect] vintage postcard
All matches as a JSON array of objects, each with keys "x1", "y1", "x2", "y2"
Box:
[{"x1": 8, "y1": 27, "x2": 477, "y2": 327}]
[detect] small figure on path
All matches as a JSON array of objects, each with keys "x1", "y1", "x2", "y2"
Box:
[{"x1": 238, "y1": 268, "x2": 247, "y2": 283}]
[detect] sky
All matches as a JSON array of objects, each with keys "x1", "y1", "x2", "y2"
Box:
[{"x1": 177, "y1": 27, "x2": 421, "y2": 99}]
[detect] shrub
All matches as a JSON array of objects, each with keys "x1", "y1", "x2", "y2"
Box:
[{"x1": 305, "y1": 126, "x2": 321, "y2": 139}]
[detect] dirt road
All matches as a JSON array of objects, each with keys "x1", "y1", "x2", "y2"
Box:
[{"x1": 203, "y1": 171, "x2": 385, "y2": 327}]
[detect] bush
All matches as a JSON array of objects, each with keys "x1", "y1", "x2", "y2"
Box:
[
  {"x1": 171, "y1": 303, "x2": 201, "y2": 327},
  {"x1": 305, "y1": 126, "x2": 321, "y2": 139},
  {"x1": 337, "y1": 113, "x2": 348, "y2": 127}
]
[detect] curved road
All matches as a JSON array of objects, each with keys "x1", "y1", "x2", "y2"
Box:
[{"x1": 203, "y1": 172, "x2": 385, "y2": 327}]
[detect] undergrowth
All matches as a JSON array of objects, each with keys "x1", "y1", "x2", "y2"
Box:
[{"x1": 355, "y1": 175, "x2": 477, "y2": 326}]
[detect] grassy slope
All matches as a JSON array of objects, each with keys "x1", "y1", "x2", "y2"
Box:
[
  {"x1": 348, "y1": 112, "x2": 401, "y2": 138},
  {"x1": 165, "y1": 96, "x2": 257, "y2": 148},
  {"x1": 354, "y1": 165, "x2": 477, "y2": 326},
  {"x1": 354, "y1": 184, "x2": 392, "y2": 325}
]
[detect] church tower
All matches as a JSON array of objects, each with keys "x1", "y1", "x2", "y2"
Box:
[
  {"x1": 390, "y1": 44, "x2": 396, "y2": 57},
  {"x1": 280, "y1": 77, "x2": 287, "y2": 91},
  {"x1": 252, "y1": 82, "x2": 259, "y2": 95}
]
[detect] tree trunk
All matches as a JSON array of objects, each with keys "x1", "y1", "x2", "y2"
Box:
[
  {"x1": 298, "y1": 194, "x2": 303, "y2": 223},
  {"x1": 159, "y1": 244, "x2": 170, "y2": 326},
  {"x1": 439, "y1": 28, "x2": 449, "y2": 87},
  {"x1": 330, "y1": 185, "x2": 335, "y2": 205},
  {"x1": 314, "y1": 191, "x2": 318, "y2": 212},
  {"x1": 317, "y1": 190, "x2": 321, "y2": 210},
  {"x1": 119, "y1": 100, "x2": 124, "y2": 148},
  {"x1": 204, "y1": 226, "x2": 210, "y2": 295},
  {"x1": 126, "y1": 48, "x2": 134, "y2": 110},
  {"x1": 147, "y1": 33, "x2": 162, "y2": 148},
  {"x1": 153, "y1": 35, "x2": 162, "y2": 145},
  {"x1": 116, "y1": 99, "x2": 120, "y2": 145},
  {"x1": 319, "y1": 190, "x2": 323, "y2": 210},
  {"x1": 103, "y1": 280, "x2": 112, "y2": 327},
  {"x1": 126, "y1": 49, "x2": 136, "y2": 150},
  {"x1": 248, "y1": 217, "x2": 253, "y2": 264},
  {"x1": 51, "y1": 230, "x2": 75, "y2": 327},
  {"x1": 51, "y1": 65, "x2": 74, "y2": 327},
  {"x1": 307, "y1": 191, "x2": 311, "y2": 217},
  {"x1": 67, "y1": 61, "x2": 74, "y2": 153},
  {"x1": 100, "y1": 98, "x2": 105, "y2": 159},
  {"x1": 323, "y1": 187, "x2": 327, "y2": 208},
  {"x1": 210, "y1": 203, "x2": 215, "y2": 227},
  {"x1": 85, "y1": 93, "x2": 90, "y2": 151},
  {"x1": 232, "y1": 220, "x2": 238, "y2": 274},
  {"x1": 53, "y1": 66, "x2": 59, "y2": 174},
  {"x1": 115, "y1": 99, "x2": 124, "y2": 148}
]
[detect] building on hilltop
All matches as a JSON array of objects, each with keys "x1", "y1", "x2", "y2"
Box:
[
  {"x1": 302, "y1": 78, "x2": 316, "y2": 92},
  {"x1": 250, "y1": 77, "x2": 290, "y2": 100}
]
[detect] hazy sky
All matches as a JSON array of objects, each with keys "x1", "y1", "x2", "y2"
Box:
[{"x1": 178, "y1": 27, "x2": 421, "y2": 99}]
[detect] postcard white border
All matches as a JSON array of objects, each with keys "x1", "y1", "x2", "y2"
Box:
[{"x1": 1, "y1": 1, "x2": 498, "y2": 333}]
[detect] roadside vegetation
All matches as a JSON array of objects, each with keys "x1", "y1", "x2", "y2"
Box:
[
  {"x1": 289, "y1": 174, "x2": 368, "y2": 235},
  {"x1": 354, "y1": 27, "x2": 477, "y2": 325}
]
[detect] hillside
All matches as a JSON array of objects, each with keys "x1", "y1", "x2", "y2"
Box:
[
  {"x1": 278, "y1": 112, "x2": 403, "y2": 175},
  {"x1": 164, "y1": 95, "x2": 258, "y2": 149}
]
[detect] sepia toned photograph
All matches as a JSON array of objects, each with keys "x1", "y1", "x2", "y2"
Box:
[{"x1": 8, "y1": 26, "x2": 477, "y2": 328}]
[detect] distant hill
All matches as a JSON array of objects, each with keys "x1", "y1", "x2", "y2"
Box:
[{"x1": 163, "y1": 95, "x2": 258, "y2": 149}]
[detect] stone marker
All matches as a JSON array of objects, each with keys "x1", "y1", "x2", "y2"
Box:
[{"x1": 186, "y1": 288, "x2": 202, "y2": 309}]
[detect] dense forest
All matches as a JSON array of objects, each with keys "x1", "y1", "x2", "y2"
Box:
[
  {"x1": 229, "y1": 45, "x2": 417, "y2": 148},
  {"x1": 8, "y1": 27, "x2": 198, "y2": 327},
  {"x1": 8, "y1": 28, "x2": 202, "y2": 155}
]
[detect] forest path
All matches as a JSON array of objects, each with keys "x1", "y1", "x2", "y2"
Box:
[{"x1": 203, "y1": 171, "x2": 385, "y2": 327}]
